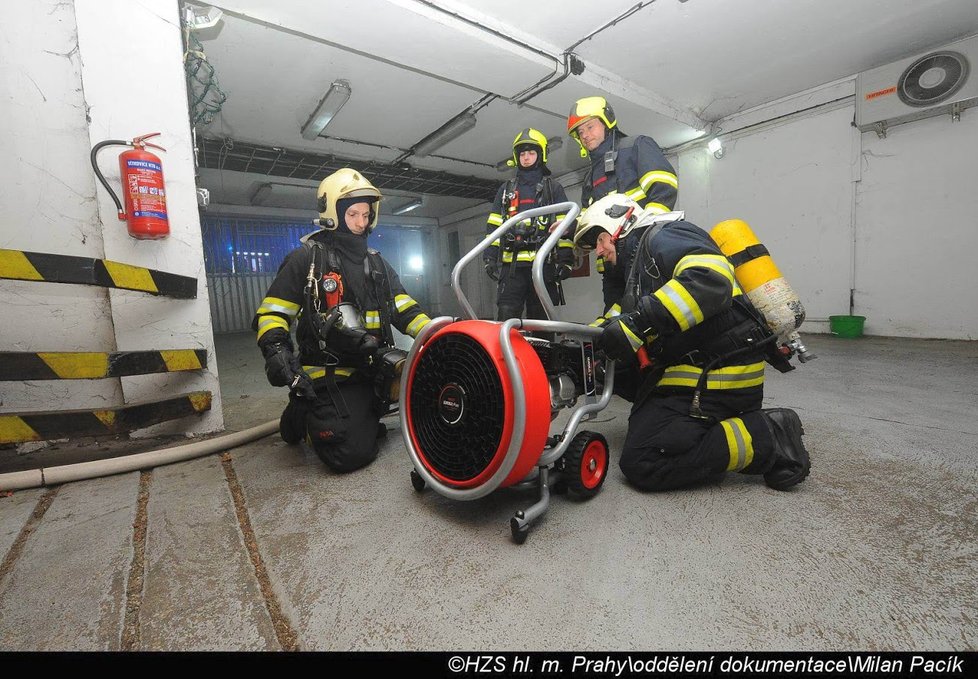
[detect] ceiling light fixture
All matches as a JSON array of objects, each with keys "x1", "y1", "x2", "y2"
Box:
[
  {"x1": 412, "y1": 113, "x2": 477, "y2": 157},
  {"x1": 301, "y1": 80, "x2": 352, "y2": 140},
  {"x1": 707, "y1": 136, "x2": 724, "y2": 159},
  {"x1": 393, "y1": 197, "x2": 424, "y2": 215}
]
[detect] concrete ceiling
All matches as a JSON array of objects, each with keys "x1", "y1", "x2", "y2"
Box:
[{"x1": 191, "y1": 0, "x2": 978, "y2": 217}]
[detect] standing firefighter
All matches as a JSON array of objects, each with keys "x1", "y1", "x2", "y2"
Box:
[
  {"x1": 573, "y1": 195, "x2": 811, "y2": 492},
  {"x1": 254, "y1": 168, "x2": 432, "y2": 473},
  {"x1": 483, "y1": 128, "x2": 575, "y2": 321},
  {"x1": 567, "y1": 96, "x2": 679, "y2": 314}
]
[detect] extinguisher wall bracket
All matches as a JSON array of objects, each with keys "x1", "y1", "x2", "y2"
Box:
[{"x1": 91, "y1": 139, "x2": 133, "y2": 220}]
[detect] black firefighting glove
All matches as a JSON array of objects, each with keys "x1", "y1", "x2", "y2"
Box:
[
  {"x1": 599, "y1": 312, "x2": 646, "y2": 363},
  {"x1": 556, "y1": 263, "x2": 573, "y2": 280},
  {"x1": 263, "y1": 343, "x2": 316, "y2": 399},
  {"x1": 484, "y1": 259, "x2": 500, "y2": 281}
]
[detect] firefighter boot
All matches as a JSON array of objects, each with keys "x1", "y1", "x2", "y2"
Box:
[{"x1": 761, "y1": 408, "x2": 810, "y2": 490}]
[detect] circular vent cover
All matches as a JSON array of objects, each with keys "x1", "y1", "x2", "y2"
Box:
[
  {"x1": 409, "y1": 332, "x2": 505, "y2": 482},
  {"x1": 898, "y1": 50, "x2": 970, "y2": 107}
]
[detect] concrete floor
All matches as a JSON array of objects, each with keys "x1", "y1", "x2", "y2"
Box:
[{"x1": 0, "y1": 332, "x2": 975, "y2": 651}]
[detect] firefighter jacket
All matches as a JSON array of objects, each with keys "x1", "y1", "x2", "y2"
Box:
[
  {"x1": 582, "y1": 130, "x2": 678, "y2": 309},
  {"x1": 253, "y1": 230, "x2": 431, "y2": 382},
  {"x1": 621, "y1": 220, "x2": 769, "y2": 396},
  {"x1": 485, "y1": 166, "x2": 575, "y2": 271}
]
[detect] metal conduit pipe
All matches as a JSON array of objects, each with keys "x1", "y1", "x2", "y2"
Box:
[{"x1": 0, "y1": 419, "x2": 280, "y2": 492}]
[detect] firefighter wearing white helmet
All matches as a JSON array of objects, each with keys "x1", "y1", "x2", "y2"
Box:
[
  {"x1": 574, "y1": 195, "x2": 811, "y2": 495},
  {"x1": 567, "y1": 96, "x2": 679, "y2": 313},
  {"x1": 253, "y1": 168, "x2": 432, "y2": 473},
  {"x1": 484, "y1": 128, "x2": 575, "y2": 321}
]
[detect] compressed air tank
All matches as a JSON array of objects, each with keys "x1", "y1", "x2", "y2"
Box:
[{"x1": 710, "y1": 219, "x2": 805, "y2": 340}]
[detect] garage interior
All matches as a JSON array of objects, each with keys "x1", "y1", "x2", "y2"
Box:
[{"x1": 1, "y1": 0, "x2": 976, "y2": 652}]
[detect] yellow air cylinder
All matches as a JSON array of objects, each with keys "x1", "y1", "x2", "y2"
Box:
[{"x1": 710, "y1": 219, "x2": 805, "y2": 339}]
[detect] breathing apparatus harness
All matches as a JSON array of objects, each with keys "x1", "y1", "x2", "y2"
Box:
[
  {"x1": 621, "y1": 219, "x2": 793, "y2": 419},
  {"x1": 301, "y1": 240, "x2": 406, "y2": 414}
]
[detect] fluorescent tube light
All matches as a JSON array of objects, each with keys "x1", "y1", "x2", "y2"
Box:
[
  {"x1": 393, "y1": 198, "x2": 424, "y2": 215},
  {"x1": 301, "y1": 80, "x2": 352, "y2": 140},
  {"x1": 413, "y1": 113, "x2": 477, "y2": 157}
]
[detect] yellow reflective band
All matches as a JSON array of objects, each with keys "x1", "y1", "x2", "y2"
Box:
[
  {"x1": 625, "y1": 186, "x2": 647, "y2": 202},
  {"x1": 674, "y1": 254, "x2": 737, "y2": 287},
  {"x1": 0, "y1": 416, "x2": 41, "y2": 444},
  {"x1": 502, "y1": 252, "x2": 514, "y2": 262},
  {"x1": 596, "y1": 258, "x2": 605, "y2": 273},
  {"x1": 639, "y1": 170, "x2": 678, "y2": 192},
  {"x1": 103, "y1": 261, "x2": 158, "y2": 294},
  {"x1": 657, "y1": 363, "x2": 765, "y2": 390},
  {"x1": 491, "y1": 239, "x2": 501, "y2": 247},
  {"x1": 555, "y1": 213, "x2": 568, "y2": 222},
  {"x1": 159, "y1": 350, "x2": 203, "y2": 372},
  {"x1": 589, "y1": 318, "x2": 604, "y2": 327},
  {"x1": 488, "y1": 213, "x2": 503, "y2": 226},
  {"x1": 303, "y1": 366, "x2": 355, "y2": 380},
  {"x1": 0, "y1": 250, "x2": 43, "y2": 280},
  {"x1": 722, "y1": 418, "x2": 754, "y2": 471},
  {"x1": 394, "y1": 295, "x2": 418, "y2": 312},
  {"x1": 257, "y1": 296, "x2": 300, "y2": 316},
  {"x1": 38, "y1": 352, "x2": 109, "y2": 379},
  {"x1": 516, "y1": 251, "x2": 537, "y2": 261},
  {"x1": 407, "y1": 314, "x2": 431, "y2": 337},
  {"x1": 257, "y1": 315, "x2": 290, "y2": 339},
  {"x1": 558, "y1": 241, "x2": 574, "y2": 249},
  {"x1": 645, "y1": 203, "x2": 669, "y2": 215},
  {"x1": 655, "y1": 279, "x2": 703, "y2": 331},
  {"x1": 621, "y1": 321, "x2": 644, "y2": 352},
  {"x1": 605, "y1": 304, "x2": 622, "y2": 319}
]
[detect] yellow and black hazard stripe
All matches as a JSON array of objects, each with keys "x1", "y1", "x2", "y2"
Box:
[
  {"x1": 0, "y1": 350, "x2": 207, "y2": 381},
  {"x1": 0, "y1": 391, "x2": 212, "y2": 445},
  {"x1": 0, "y1": 249, "x2": 197, "y2": 299}
]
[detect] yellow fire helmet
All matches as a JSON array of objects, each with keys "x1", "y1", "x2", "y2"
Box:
[
  {"x1": 573, "y1": 193, "x2": 642, "y2": 250},
  {"x1": 315, "y1": 168, "x2": 382, "y2": 231},
  {"x1": 509, "y1": 127, "x2": 549, "y2": 167},
  {"x1": 567, "y1": 96, "x2": 618, "y2": 156}
]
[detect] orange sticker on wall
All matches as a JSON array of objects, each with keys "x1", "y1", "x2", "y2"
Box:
[{"x1": 865, "y1": 86, "x2": 897, "y2": 101}]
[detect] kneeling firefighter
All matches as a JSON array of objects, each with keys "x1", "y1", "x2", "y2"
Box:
[
  {"x1": 253, "y1": 168, "x2": 432, "y2": 473},
  {"x1": 573, "y1": 195, "x2": 811, "y2": 492}
]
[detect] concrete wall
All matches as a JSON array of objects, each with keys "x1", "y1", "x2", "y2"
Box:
[
  {"x1": 675, "y1": 80, "x2": 978, "y2": 340},
  {"x1": 0, "y1": 0, "x2": 223, "y2": 436}
]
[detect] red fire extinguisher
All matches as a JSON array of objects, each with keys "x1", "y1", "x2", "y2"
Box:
[{"x1": 91, "y1": 132, "x2": 169, "y2": 240}]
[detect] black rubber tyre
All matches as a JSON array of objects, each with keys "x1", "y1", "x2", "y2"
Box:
[{"x1": 562, "y1": 430, "x2": 609, "y2": 499}]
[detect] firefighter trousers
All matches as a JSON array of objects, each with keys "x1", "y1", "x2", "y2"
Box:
[
  {"x1": 280, "y1": 378, "x2": 383, "y2": 473},
  {"x1": 619, "y1": 388, "x2": 775, "y2": 492}
]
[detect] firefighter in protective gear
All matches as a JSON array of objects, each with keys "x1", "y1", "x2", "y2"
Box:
[
  {"x1": 253, "y1": 168, "x2": 432, "y2": 473},
  {"x1": 484, "y1": 128, "x2": 575, "y2": 321},
  {"x1": 576, "y1": 196, "x2": 811, "y2": 492},
  {"x1": 567, "y1": 96, "x2": 679, "y2": 313}
]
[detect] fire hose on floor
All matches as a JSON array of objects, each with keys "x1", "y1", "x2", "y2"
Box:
[{"x1": 0, "y1": 419, "x2": 279, "y2": 492}]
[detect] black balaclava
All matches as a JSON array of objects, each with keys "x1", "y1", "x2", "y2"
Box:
[
  {"x1": 328, "y1": 197, "x2": 377, "y2": 309},
  {"x1": 515, "y1": 143, "x2": 550, "y2": 179}
]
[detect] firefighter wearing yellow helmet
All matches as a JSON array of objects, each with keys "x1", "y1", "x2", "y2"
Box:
[
  {"x1": 572, "y1": 195, "x2": 811, "y2": 495},
  {"x1": 253, "y1": 168, "x2": 431, "y2": 473},
  {"x1": 567, "y1": 96, "x2": 680, "y2": 314},
  {"x1": 483, "y1": 128, "x2": 575, "y2": 322}
]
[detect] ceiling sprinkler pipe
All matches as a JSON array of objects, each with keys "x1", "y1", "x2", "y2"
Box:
[{"x1": 0, "y1": 420, "x2": 280, "y2": 492}]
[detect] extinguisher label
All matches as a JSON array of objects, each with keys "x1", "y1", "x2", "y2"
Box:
[
  {"x1": 126, "y1": 159, "x2": 162, "y2": 171},
  {"x1": 134, "y1": 210, "x2": 168, "y2": 219}
]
